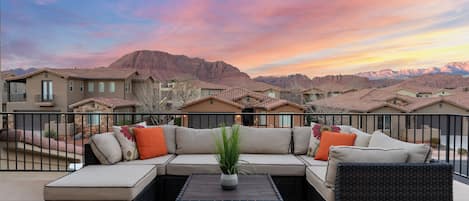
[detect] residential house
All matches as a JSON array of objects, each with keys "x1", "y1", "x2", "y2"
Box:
[
  {"x1": 4, "y1": 68, "x2": 155, "y2": 131},
  {"x1": 249, "y1": 84, "x2": 281, "y2": 98},
  {"x1": 301, "y1": 87, "x2": 326, "y2": 104},
  {"x1": 180, "y1": 87, "x2": 305, "y2": 128},
  {"x1": 309, "y1": 86, "x2": 469, "y2": 143},
  {"x1": 158, "y1": 79, "x2": 228, "y2": 111}
]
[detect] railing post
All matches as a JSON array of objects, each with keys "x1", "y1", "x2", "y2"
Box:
[{"x1": 446, "y1": 115, "x2": 451, "y2": 163}]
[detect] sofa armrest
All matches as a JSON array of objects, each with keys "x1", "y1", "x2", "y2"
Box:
[
  {"x1": 335, "y1": 162, "x2": 453, "y2": 201},
  {"x1": 84, "y1": 144, "x2": 101, "y2": 166}
]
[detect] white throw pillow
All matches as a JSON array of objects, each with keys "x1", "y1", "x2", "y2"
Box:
[
  {"x1": 349, "y1": 127, "x2": 372, "y2": 147},
  {"x1": 326, "y1": 146, "x2": 408, "y2": 188},
  {"x1": 369, "y1": 131, "x2": 431, "y2": 163},
  {"x1": 113, "y1": 122, "x2": 147, "y2": 161},
  {"x1": 90, "y1": 132, "x2": 123, "y2": 165}
]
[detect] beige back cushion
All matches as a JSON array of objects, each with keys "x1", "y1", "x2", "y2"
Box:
[
  {"x1": 326, "y1": 146, "x2": 408, "y2": 188},
  {"x1": 90, "y1": 133, "x2": 123, "y2": 165},
  {"x1": 176, "y1": 127, "x2": 231, "y2": 154},
  {"x1": 147, "y1": 125, "x2": 177, "y2": 154},
  {"x1": 369, "y1": 131, "x2": 431, "y2": 163},
  {"x1": 238, "y1": 126, "x2": 291, "y2": 154},
  {"x1": 293, "y1": 127, "x2": 311, "y2": 154}
]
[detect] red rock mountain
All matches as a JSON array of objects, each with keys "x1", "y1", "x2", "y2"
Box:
[{"x1": 109, "y1": 50, "x2": 276, "y2": 90}]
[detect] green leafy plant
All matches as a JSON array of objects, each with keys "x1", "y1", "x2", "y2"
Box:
[
  {"x1": 44, "y1": 130, "x2": 58, "y2": 140},
  {"x1": 457, "y1": 148, "x2": 468, "y2": 156},
  {"x1": 215, "y1": 125, "x2": 241, "y2": 175}
]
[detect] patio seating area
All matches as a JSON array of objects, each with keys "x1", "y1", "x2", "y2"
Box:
[{"x1": 1, "y1": 112, "x2": 468, "y2": 201}]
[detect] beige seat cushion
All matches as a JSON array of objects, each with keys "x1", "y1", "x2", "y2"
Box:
[
  {"x1": 44, "y1": 165, "x2": 156, "y2": 201},
  {"x1": 239, "y1": 126, "x2": 291, "y2": 154},
  {"x1": 239, "y1": 154, "x2": 306, "y2": 176},
  {"x1": 117, "y1": 154, "x2": 175, "y2": 175},
  {"x1": 306, "y1": 166, "x2": 334, "y2": 201},
  {"x1": 167, "y1": 154, "x2": 305, "y2": 176},
  {"x1": 89, "y1": 133, "x2": 122, "y2": 165},
  {"x1": 297, "y1": 155, "x2": 328, "y2": 166},
  {"x1": 326, "y1": 146, "x2": 408, "y2": 188},
  {"x1": 167, "y1": 154, "x2": 220, "y2": 175},
  {"x1": 369, "y1": 131, "x2": 431, "y2": 163},
  {"x1": 176, "y1": 127, "x2": 231, "y2": 154},
  {"x1": 293, "y1": 127, "x2": 311, "y2": 155},
  {"x1": 147, "y1": 125, "x2": 177, "y2": 154}
]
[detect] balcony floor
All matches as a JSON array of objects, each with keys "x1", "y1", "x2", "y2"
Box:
[{"x1": 0, "y1": 172, "x2": 467, "y2": 201}]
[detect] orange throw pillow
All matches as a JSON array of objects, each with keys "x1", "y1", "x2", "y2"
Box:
[
  {"x1": 134, "y1": 127, "x2": 168, "y2": 160},
  {"x1": 314, "y1": 131, "x2": 356, "y2": 161}
]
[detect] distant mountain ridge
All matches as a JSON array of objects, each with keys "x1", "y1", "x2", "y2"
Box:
[
  {"x1": 108, "y1": 50, "x2": 276, "y2": 90},
  {"x1": 355, "y1": 61, "x2": 469, "y2": 80},
  {"x1": 254, "y1": 74, "x2": 401, "y2": 91}
]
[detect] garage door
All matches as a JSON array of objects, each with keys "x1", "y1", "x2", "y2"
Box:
[
  {"x1": 14, "y1": 111, "x2": 59, "y2": 131},
  {"x1": 188, "y1": 114, "x2": 235, "y2": 129}
]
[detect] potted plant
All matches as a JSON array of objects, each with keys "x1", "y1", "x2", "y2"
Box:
[{"x1": 215, "y1": 125, "x2": 241, "y2": 190}]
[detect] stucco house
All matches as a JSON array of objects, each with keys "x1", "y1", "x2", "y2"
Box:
[
  {"x1": 4, "y1": 68, "x2": 155, "y2": 131},
  {"x1": 180, "y1": 87, "x2": 305, "y2": 128}
]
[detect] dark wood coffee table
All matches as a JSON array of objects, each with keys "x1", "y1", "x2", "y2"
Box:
[{"x1": 176, "y1": 174, "x2": 283, "y2": 201}]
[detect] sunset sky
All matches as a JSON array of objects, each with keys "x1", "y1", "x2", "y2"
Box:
[{"x1": 1, "y1": 0, "x2": 469, "y2": 77}]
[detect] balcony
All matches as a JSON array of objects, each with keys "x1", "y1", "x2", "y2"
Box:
[
  {"x1": 8, "y1": 93, "x2": 26, "y2": 102},
  {"x1": 34, "y1": 95, "x2": 55, "y2": 107},
  {"x1": 0, "y1": 112, "x2": 467, "y2": 201}
]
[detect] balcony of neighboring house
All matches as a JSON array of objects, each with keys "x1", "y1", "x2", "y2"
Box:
[
  {"x1": 34, "y1": 94, "x2": 55, "y2": 107},
  {"x1": 7, "y1": 93, "x2": 27, "y2": 102}
]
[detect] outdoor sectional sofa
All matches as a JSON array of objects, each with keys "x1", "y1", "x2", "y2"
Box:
[{"x1": 44, "y1": 125, "x2": 453, "y2": 201}]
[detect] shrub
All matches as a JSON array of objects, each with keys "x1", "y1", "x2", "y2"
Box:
[
  {"x1": 44, "y1": 130, "x2": 58, "y2": 140},
  {"x1": 457, "y1": 148, "x2": 468, "y2": 156},
  {"x1": 174, "y1": 117, "x2": 182, "y2": 126},
  {"x1": 430, "y1": 137, "x2": 440, "y2": 148}
]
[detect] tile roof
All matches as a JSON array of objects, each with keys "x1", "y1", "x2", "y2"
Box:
[
  {"x1": 309, "y1": 86, "x2": 469, "y2": 113},
  {"x1": 69, "y1": 97, "x2": 139, "y2": 109},
  {"x1": 189, "y1": 80, "x2": 228, "y2": 90},
  {"x1": 180, "y1": 87, "x2": 305, "y2": 111},
  {"x1": 6, "y1": 67, "x2": 138, "y2": 81}
]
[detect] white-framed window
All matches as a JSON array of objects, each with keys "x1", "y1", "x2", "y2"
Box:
[
  {"x1": 88, "y1": 111, "x2": 101, "y2": 126},
  {"x1": 268, "y1": 90, "x2": 276, "y2": 98},
  {"x1": 279, "y1": 113, "x2": 291, "y2": 127},
  {"x1": 88, "y1": 82, "x2": 94, "y2": 92},
  {"x1": 69, "y1": 80, "x2": 73, "y2": 91},
  {"x1": 42, "y1": 80, "x2": 53, "y2": 101},
  {"x1": 109, "y1": 82, "x2": 115, "y2": 93},
  {"x1": 259, "y1": 111, "x2": 267, "y2": 126},
  {"x1": 99, "y1": 82, "x2": 105, "y2": 93},
  {"x1": 378, "y1": 115, "x2": 391, "y2": 130}
]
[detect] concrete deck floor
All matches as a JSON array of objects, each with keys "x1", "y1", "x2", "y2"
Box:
[{"x1": 0, "y1": 172, "x2": 468, "y2": 201}]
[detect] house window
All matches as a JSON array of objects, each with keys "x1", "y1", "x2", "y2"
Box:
[
  {"x1": 88, "y1": 82, "x2": 94, "y2": 92},
  {"x1": 279, "y1": 113, "x2": 291, "y2": 127},
  {"x1": 88, "y1": 112, "x2": 101, "y2": 126},
  {"x1": 99, "y1": 82, "x2": 105, "y2": 93},
  {"x1": 268, "y1": 91, "x2": 276, "y2": 98},
  {"x1": 80, "y1": 82, "x2": 84, "y2": 92},
  {"x1": 41, "y1": 80, "x2": 53, "y2": 101},
  {"x1": 378, "y1": 115, "x2": 391, "y2": 130},
  {"x1": 109, "y1": 82, "x2": 115, "y2": 93},
  {"x1": 69, "y1": 80, "x2": 73, "y2": 91},
  {"x1": 258, "y1": 112, "x2": 267, "y2": 126}
]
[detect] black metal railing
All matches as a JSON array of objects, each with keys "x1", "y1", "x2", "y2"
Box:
[{"x1": 0, "y1": 112, "x2": 467, "y2": 181}]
